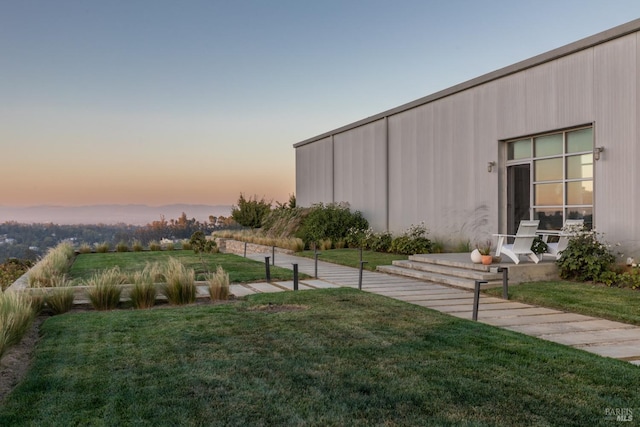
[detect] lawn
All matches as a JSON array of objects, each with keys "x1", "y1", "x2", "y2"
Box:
[
  {"x1": 485, "y1": 281, "x2": 640, "y2": 326},
  {"x1": 297, "y1": 248, "x2": 407, "y2": 271},
  {"x1": 69, "y1": 251, "x2": 299, "y2": 283},
  {"x1": 1, "y1": 288, "x2": 637, "y2": 426}
]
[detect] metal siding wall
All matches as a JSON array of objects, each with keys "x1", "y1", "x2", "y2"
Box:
[
  {"x1": 333, "y1": 120, "x2": 387, "y2": 230},
  {"x1": 295, "y1": 137, "x2": 333, "y2": 207},
  {"x1": 593, "y1": 34, "x2": 638, "y2": 250},
  {"x1": 296, "y1": 29, "x2": 640, "y2": 253}
]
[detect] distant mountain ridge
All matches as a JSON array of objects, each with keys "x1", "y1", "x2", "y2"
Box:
[{"x1": 0, "y1": 204, "x2": 232, "y2": 226}]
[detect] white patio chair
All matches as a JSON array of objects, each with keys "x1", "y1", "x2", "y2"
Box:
[
  {"x1": 540, "y1": 219, "x2": 584, "y2": 260},
  {"x1": 494, "y1": 220, "x2": 540, "y2": 264}
]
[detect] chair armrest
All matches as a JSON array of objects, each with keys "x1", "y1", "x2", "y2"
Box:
[{"x1": 492, "y1": 234, "x2": 515, "y2": 238}]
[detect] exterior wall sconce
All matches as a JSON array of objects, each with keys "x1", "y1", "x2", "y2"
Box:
[
  {"x1": 594, "y1": 146, "x2": 605, "y2": 161},
  {"x1": 487, "y1": 161, "x2": 496, "y2": 172}
]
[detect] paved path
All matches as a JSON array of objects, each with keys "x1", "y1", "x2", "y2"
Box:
[{"x1": 238, "y1": 252, "x2": 640, "y2": 365}]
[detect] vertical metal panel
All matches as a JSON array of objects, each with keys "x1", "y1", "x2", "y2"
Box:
[
  {"x1": 525, "y1": 61, "x2": 558, "y2": 131},
  {"x1": 333, "y1": 119, "x2": 387, "y2": 230},
  {"x1": 496, "y1": 73, "x2": 527, "y2": 138},
  {"x1": 295, "y1": 137, "x2": 333, "y2": 206},
  {"x1": 556, "y1": 49, "x2": 594, "y2": 125},
  {"x1": 593, "y1": 33, "x2": 638, "y2": 250},
  {"x1": 388, "y1": 106, "x2": 422, "y2": 233}
]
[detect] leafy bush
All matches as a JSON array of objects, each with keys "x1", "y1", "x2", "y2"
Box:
[
  {"x1": 0, "y1": 291, "x2": 36, "y2": 360},
  {"x1": 390, "y1": 223, "x2": 432, "y2": 255},
  {"x1": 0, "y1": 259, "x2": 32, "y2": 291},
  {"x1": 530, "y1": 236, "x2": 548, "y2": 255},
  {"x1": 129, "y1": 267, "x2": 157, "y2": 309},
  {"x1": 206, "y1": 266, "x2": 230, "y2": 301},
  {"x1": 85, "y1": 267, "x2": 123, "y2": 311},
  {"x1": 557, "y1": 228, "x2": 616, "y2": 282},
  {"x1": 297, "y1": 203, "x2": 368, "y2": 248},
  {"x1": 162, "y1": 258, "x2": 196, "y2": 305},
  {"x1": 45, "y1": 276, "x2": 75, "y2": 315},
  {"x1": 231, "y1": 194, "x2": 272, "y2": 229},
  {"x1": 366, "y1": 230, "x2": 393, "y2": 253}
]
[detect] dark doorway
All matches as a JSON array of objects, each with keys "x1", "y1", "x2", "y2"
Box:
[{"x1": 507, "y1": 164, "x2": 530, "y2": 235}]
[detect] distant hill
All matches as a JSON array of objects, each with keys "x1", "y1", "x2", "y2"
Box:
[{"x1": 0, "y1": 204, "x2": 232, "y2": 226}]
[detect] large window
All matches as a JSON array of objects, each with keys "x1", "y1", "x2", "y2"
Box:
[{"x1": 506, "y1": 127, "x2": 593, "y2": 231}]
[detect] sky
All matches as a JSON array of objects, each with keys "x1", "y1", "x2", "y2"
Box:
[{"x1": 2, "y1": 0, "x2": 640, "y2": 208}]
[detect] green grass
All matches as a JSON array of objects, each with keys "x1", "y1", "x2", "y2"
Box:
[
  {"x1": 485, "y1": 280, "x2": 640, "y2": 326},
  {"x1": 298, "y1": 248, "x2": 407, "y2": 271},
  {"x1": 69, "y1": 251, "x2": 299, "y2": 283},
  {"x1": 1, "y1": 288, "x2": 638, "y2": 426}
]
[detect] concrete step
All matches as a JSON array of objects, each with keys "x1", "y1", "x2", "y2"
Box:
[
  {"x1": 376, "y1": 265, "x2": 501, "y2": 290},
  {"x1": 408, "y1": 254, "x2": 493, "y2": 272},
  {"x1": 392, "y1": 259, "x2": 502, "y2": 281}
]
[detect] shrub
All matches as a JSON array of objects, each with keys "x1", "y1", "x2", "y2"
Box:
[
  {"x1": 129, "y1": 267, "x2": 157, "y2": 309},
  {"x1": 149, "y1": 241, "x2": 162, "y2": 251},
  {"x1": 231, "y1": 193, "x2": 272, "y2": 229},
  {"x1": 45, "y1": 276, "x2": 75, "y2": 315},
  {"x1": 116, "y1": 241, "x2": 129, "y2": 252},
  {"x1": 0, "y1": 291, "x2": 36, "y2": 360},
  {"x1": 162, "y1": 258, "x2": 196, "y2": 305},
  {"x1": 0, "y1": 259, "x2": 33, "y2": 291},
  {"x1": 95, "y1": 242, "x2": 110, "y2": 253},
  {"x1": 297, "y1": 203, "x2": 368, "y2": 248},
  {"x1": 390, "y1": 223, "x2": 432, "y2": 255},
  {"x1": 85, "y1": 267, "x2": 123, "y2": 311},
  {"x1": 557, "y1": 228, "x2": 616, "y2": 282},
  {"x1": 366, "y1": 230, "x2": 393, "y2": 253},
  {"x1": 206, "y1": 266, "x2": 230, "y2": 301},
  {"x1": 132, "y1": 240, "x2": 144, "y2": 252}
]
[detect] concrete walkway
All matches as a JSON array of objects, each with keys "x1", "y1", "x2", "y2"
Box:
[{"x1": 240, "y1": 252, "x2": 640, "y2": 366}]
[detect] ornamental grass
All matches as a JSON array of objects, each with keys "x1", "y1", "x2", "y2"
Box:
[
  {"x1": 0, "y1": 291, "x2": 36, "y2": 360},
  {"x1": 162, "y1": 258, "x2": 196, "y2": 305}
]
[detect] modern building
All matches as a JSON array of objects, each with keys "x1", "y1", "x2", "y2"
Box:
[{"x1": 294, "y1": 18, "x2": 640, "y2": 254}]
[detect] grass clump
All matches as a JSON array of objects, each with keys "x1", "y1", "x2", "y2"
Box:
[
  {"x1": 116, "y1": 241, "x2": 129, "y2": 252},
  {"x1": 129, "y1": 265, "x2": 158, "y2": 309},
  {"x1": 44, "y1": 276, "x2": 75, "y2": 315},
  {"x1": 85, "y1": 267, "x2": 123, "y2": 311},
  {"x1": 77, "y1": 243, "x2": 92, "y2": 254},
  {"x1": 0, "y1": 291, "x2": 36, "y2": 360},
  {"x1": 28, "y1": 242, "x2": 75, "y2": 287},
  {"x1": 162, "y1": 258, "x2": 196, "y2": 305},
  {"x1": 206, "y1": 266, "x2": 230, "y2": 301},
  {"x1": 95, "y1": 242, "x2": 110, "y2": 253},
  {"x1": 149, "y1": 241, "x2": 162, "y2": 251},
  {"x1": 132, "y1": 240, "x2": 144, "y2": 252}
]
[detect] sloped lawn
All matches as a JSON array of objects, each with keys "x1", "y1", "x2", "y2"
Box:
[
  {"x1": 69, "y1": 251, "x2": 298, "y2": 283},
  {"x1": 0, "y1": 288, "x2": 637, "y2": 426}
]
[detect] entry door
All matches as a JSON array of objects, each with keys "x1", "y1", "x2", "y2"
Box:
[{"x1": 507, "y1": 164, "x2": 530, "y2": 235}]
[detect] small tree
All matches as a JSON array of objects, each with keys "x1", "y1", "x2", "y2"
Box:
[{"x1": 231, "y1": 194, "x2": 272, "y2": 229}]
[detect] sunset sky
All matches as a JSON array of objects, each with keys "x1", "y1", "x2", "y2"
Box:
[{"x1": 2, "y1": 1, "x2": 640, "y2": 208}]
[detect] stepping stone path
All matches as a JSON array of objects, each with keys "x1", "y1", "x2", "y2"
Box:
[{"x1": 244, "y1": 253, "x2": 640, "y2": 365}]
